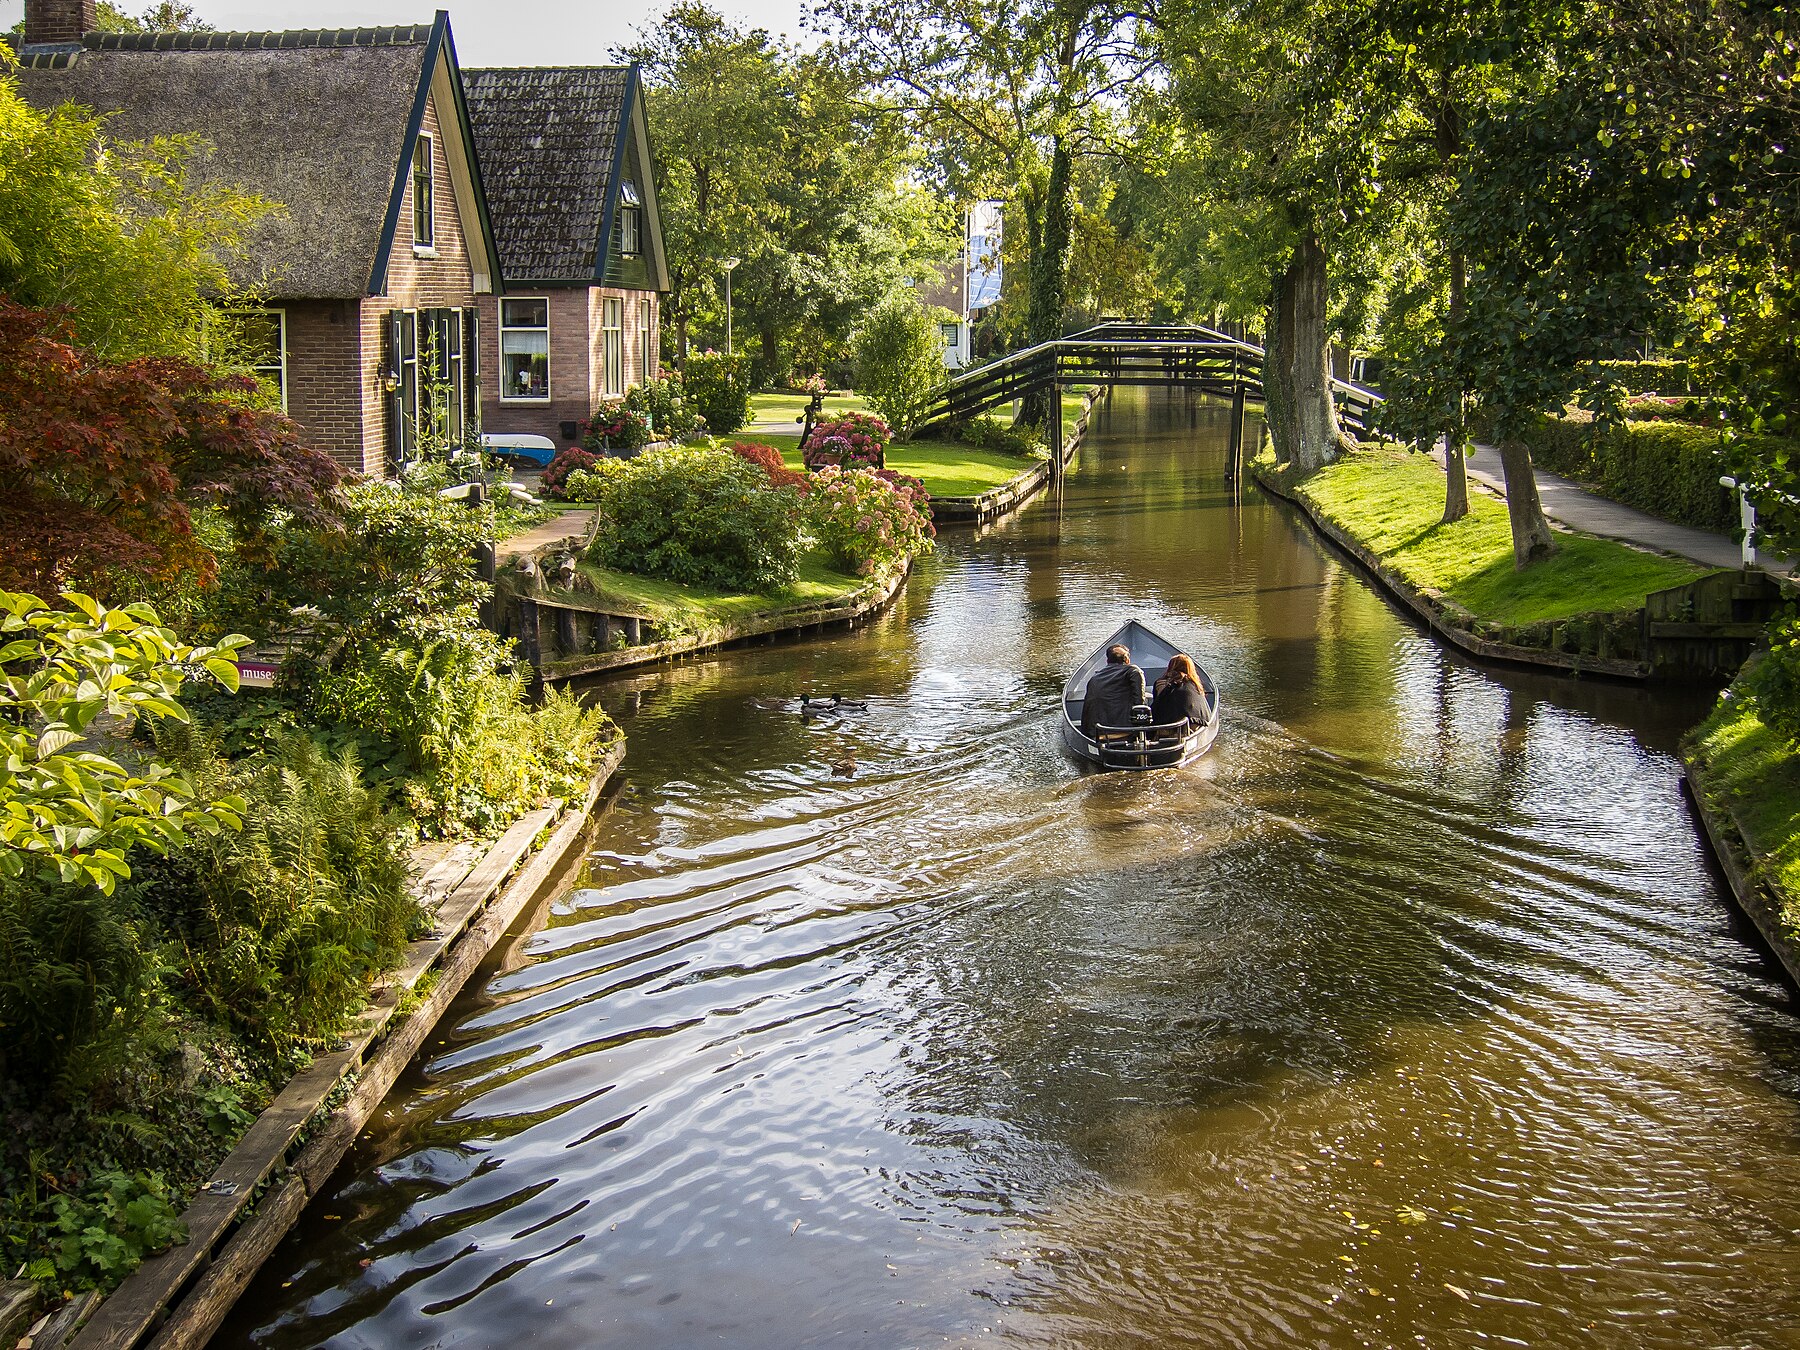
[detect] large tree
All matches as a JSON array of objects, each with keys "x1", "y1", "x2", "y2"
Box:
[
  {"x1": 618, "y1": 3, "x2": 955, "y2": 380},
  {"x1": 816, "y1": 0, "x2": 1148, "y2": 428}
]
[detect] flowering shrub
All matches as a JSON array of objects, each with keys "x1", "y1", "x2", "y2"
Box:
[
  {"x1": 540, "y1": 447, "x2": 600, "y2": 496},
  {"x1": 730, "y1": 441, "x2": 811, "y2": 492},
  {"x1": 805, "y1": 466, "x2": 934, "y2": 576},
  {"x1": 803, "y1": 412, "x2": 892, "y2": 471},
  {"x1": 582, "y1": 445, "x2": 805, "y2": 591},
  {"x1": 558, "y1": 457, "x2": 635, "y2": 503},
  {"x1": 581, "y1": 400, "x2": 652, "y2": 452}
]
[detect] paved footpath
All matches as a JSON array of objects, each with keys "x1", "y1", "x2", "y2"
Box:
[
  {"x1": 1435, "y1": 441, "x2": 1761, "y2": 573},
  {"x1": 499, "y1": 509, "x2": 595, "y2": 562}
]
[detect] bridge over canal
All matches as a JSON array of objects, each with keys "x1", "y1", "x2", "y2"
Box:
[{"x1": 916, "y1": 319, "x2": 1384, "y2": 476}]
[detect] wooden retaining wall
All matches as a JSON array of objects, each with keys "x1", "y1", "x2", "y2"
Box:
[
  {"x1": 929, "y1": 387, "x2": 1100, "y2": 525},
  {"x1": 1680, "y1": 763, "x2": 1800, "y2": 989},
  {"x1": 13, "y1": 743, "x2": 626, "y2": 1350}
]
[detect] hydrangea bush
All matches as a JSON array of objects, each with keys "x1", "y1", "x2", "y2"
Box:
[
  {"x1": 806, "y1": 467, "x2": 935, "y2": 576},
  {"x1": 803, "y1": 412, "x2": 891, "y2": 471},
  {"x1": 582, "y1": 400, "x2": 652, "y2": 453}
]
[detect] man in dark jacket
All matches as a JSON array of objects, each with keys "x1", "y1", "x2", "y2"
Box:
[{"x1": 1080, "y1": 644, "x2": 1145, "y2": 736}]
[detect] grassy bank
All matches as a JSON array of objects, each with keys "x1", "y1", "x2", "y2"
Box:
[
  {"x1": 1277, "y1": 445, "x2": 1709, "y2": 624},
  {"x1": 747, "y1": 390, "x2": 871, "y2": 427},
  {"x1": 577, "y1": 550, "x2": 873, "y2": 633},
  {"x1": 1687, "y1": 679, "x2": 1800, "y2": 940},
  {"x1": 761, "y1": 437, "x2": 1043, "y2": 498}
]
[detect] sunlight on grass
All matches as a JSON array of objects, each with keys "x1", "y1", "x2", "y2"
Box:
[
  {"x1": 747, "y1": 391, "x2": 871, "y2": 426},
  {"x1": 1690, "y1": 686, "x2": 1800, "y2": 935},
  {"x1": 576, "y1": 551, "x2": 870, "y2": 630},
  {"x1": 1295, "y1": 447, "x2": 1709, "y2": 624}
]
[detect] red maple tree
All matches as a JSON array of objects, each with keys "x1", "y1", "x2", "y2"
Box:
[{"x1": 0, "y1": 298, "x2": 342, "y2": 594}]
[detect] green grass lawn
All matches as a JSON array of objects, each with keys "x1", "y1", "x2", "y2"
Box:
[
  {"x1": 576, "y1": 550, "x2": 870, "y2": 630},
  {"x1": 731, "y1": 385, "x2": 1097, "y2": 500},
  {"x1": 1688, "y1": 682, "x2": 1800, "y2": 935},
  {"x1": 746, "y1": 391, "x2": 871, "y2": 427},
  {"x1": 1290, "y1": 445, "x2": 1710, "y2": 625}
]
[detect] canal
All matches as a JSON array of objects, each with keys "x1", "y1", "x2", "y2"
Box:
[{"x1": 222, "y1": 390, "x2": 1800, "y2": 1348}]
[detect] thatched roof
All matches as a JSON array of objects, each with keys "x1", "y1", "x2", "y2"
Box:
[
  {"x1": 17, "y1": 25, "x2": 448, "y2": 298},
  {"x1": 463, "y1": 66, "x2": 631, "y2": 284}
]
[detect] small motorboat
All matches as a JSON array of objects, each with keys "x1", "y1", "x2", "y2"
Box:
[{"x1": 1060, "y1": 619, "x2": 1222, "y2": 770}]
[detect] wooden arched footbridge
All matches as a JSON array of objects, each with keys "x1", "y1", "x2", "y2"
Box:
[{"x1": 917, "y1": 320, "x2": 1382, "y2": 475}]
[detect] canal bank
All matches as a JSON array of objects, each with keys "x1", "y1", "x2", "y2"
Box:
[
  {"x1": 10, "y1": 744, "x2": 626, "y2": 1350},
  {"x1": 1250, "y1": 447, "x2": 1781, "y2": 681},
  {"x1": 216, "y1": 389, "x2": 1800, "y2": 1350}
]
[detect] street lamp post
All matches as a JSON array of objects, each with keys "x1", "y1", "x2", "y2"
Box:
[{"x1": 722, "y1": 256, "x2": 741, "y2": 356}]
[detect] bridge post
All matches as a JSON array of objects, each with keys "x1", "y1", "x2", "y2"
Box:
[
  {"x1": 1048, "y1": 381, "x2": 1064, "y2": 485},
  {"x1": 1227, "y1": 380, "x2": 1246, "y2": 480}
]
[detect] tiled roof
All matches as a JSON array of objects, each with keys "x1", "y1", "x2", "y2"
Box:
[
  {"x1": 464, "y1": 66, "x2": 631, "y2": 283},
  {"x1": 15, "y1": 31, "x2": 435, "y2": 298}
]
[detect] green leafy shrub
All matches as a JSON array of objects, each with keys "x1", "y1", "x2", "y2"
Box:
[
  {"x1": 625, "y1": 373, "x2": 705, "y2": 441},
  {"x1": 956, "y1": 415, "x2": 1042, "y2": 456},
  {"x1": 43, "y1": 1170, "x2": 185, "y2": 1292},
  {"x1": 583, "y1": 445, "x2": 805, "y2": 592},
  {"x1": 1516, "y1": 415, "x2": 1737, "y2": 531},
  {"x1": 1751, "y1": 615, "x2": 1800, "y2": 747},
  {"x1": 851, "y1": 290, "x2": 950, "y2": 441},
  {"x1": 138, "y1": 734, "x2": 418, "y2": 1060},
  {"x1": 1, "y1": 591, "x2": 248, "y2": 894},
  {"x1": 805, "y1": 467, "x2": 935, "y2": 576},
  {"x1": 682, "y1": 352, "x2": 753, "y2": 436},
  {"x1": 1594, "y1": 357, "x2": 1694, "y2": 394}
]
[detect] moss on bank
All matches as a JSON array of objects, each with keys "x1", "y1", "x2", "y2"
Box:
[
  {"x1": 1686, "y1": 681, "x2": 1800, "y2": 938},
  {"x1": 1272, "y1": 445, "x2": 1710, "y2": 625}
]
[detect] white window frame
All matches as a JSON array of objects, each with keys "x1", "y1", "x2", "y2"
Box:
[
  {"x1": 639, "y1": 297, "x2": 653, "y2": 384},
  {"x1": 500, "y1": 296, "x2": 551, "y2": 403},
  {"x1": 232, "y1": 307, "x2": 287, "y2": 412},
  {"x1": 602, "y1": 297, "x2": 624, "y2": 397},
  {"x1": 412, "y1": 133, "x2": 435, "y2": 253},
  {"x1": 618, "y1": 181, "x2": 643, "y2": 258}
]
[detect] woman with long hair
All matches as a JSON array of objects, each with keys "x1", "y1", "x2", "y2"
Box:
[{"x1": 1151, "y1": 653, "x2": 1211, "y2": 730}]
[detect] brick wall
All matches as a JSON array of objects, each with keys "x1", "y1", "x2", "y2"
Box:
[
  {"x1": 352, "y1": 88, "x2": 482, "y2": 475},
  {"x1": 282, "y1": 299, "x2": 365, "y2": 472},
  {"x1": 479, "y1": 285, "x2": 660, "y2": 452}
]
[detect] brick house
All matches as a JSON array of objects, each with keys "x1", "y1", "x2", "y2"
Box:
[
  {"x1": 463, "y1": 66, "x2": 669, "y2": 450},
  {"x1": 15, "y1": 1, "x2": 502, "y2": 476}
]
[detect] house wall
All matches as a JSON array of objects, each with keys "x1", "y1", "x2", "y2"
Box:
[
  {"x1": 479, "y1": 285, "x2": 659, "y2": 452},
  {"x1": 350, "y1": 87, "x2": 482, "y2": 475},
  {"x1": 282, "y1": 299, "x2": 365, "y2": 469}
]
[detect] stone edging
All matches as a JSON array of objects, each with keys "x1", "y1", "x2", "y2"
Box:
[
  {"x1": 40, "y1": 741, "x2": 627, "y2": 1350},
  {"x1": 1681, "y1": 757, "x2": 1800, "y2": 988},
  {"x1": 1251, "y1": 461, "x2": 1651, "y2": 680},
  {"x1": 538, "y1": 558, "x2": 912, "y2": 683},
  {"x1": 929, "y1": 388, "x2": 1101, "y2": 525}
]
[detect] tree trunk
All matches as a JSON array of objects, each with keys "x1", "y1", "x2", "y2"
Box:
[
  {"x1": 760, "y1": 327, "x2": 779, "y2": 380},
  {"x1": 1019, "y1": 137, "x2": 1074, "y2": 432},
  {"x1": 1442, "y1": 434, "x2": 1470, "y2": 521},
  {"x1": 1495, "y1": 436, "x2": 1557, "y2": 566},
  {"x1": 1442, "y1": 249, "x2": 1469, "y2": 523},
  {"x1": 1288, "y1": 224, "x2": 1343, "y2": 473},
  {"x1": 1263, "y1": 265, "x2": 1299, "y2": 462}
]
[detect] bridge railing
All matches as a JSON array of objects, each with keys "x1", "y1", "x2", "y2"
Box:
[{"x1": 913, "y1": 320, "x2": 1382, "y2": 438}]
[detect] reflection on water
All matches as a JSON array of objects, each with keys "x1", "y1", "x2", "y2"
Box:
[{"x1": 220, "y1": 391, "x2": 1800, "y2": 1349}]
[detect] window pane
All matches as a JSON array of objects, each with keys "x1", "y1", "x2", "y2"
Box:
[
  {"x1": 502, "y1": 330, "x2": 549, "y2": 399},
  {"x1": 620, "y1": 208, "x2": 640, "y2": 256},
  {"x1": 412, "y1": 138, "x2": 433, "y2": 246},
  {"x1": 502, "y1": 297, "x2": 548, "y2": 329}
]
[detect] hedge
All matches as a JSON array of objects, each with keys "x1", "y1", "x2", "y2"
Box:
[
  {"x1": 1594, "y1": 358, "x2": 1694, "y2": 395},
  {"x1": 1517, "y1": 415, "x2": 1736, "y2": 532}
]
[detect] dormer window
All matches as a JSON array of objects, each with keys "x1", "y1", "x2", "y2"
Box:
[
  {"x1": 412, "y1": 134, "x2": 435, "y2": 251},
  {"x1": 618, "y1": 180, "x2": 641, "y2": 258}
]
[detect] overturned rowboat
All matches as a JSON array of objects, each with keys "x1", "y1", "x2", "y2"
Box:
[{"x1": 1060, "y1": 619, "x2": 1222, "y2": 770}]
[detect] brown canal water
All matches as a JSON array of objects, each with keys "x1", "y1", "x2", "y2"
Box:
[{"x1": 219, "y1": 390, "x2": 1800, "y2": 1349}]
